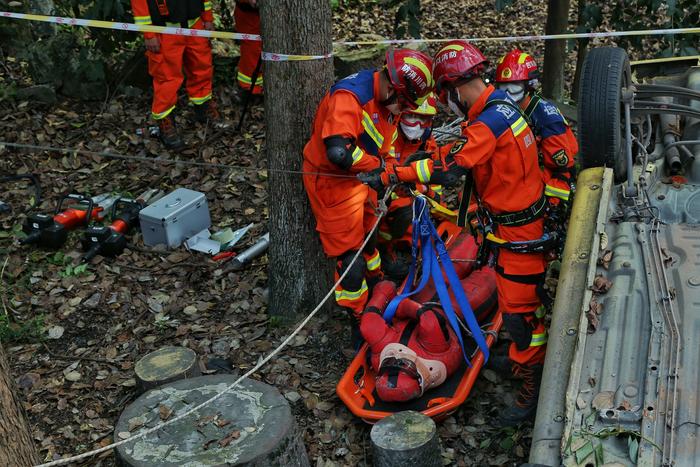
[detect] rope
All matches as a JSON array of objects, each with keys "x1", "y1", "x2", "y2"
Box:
[
  {"x1": 35, "y1": 187, "x2": 394, "y2": 467},
  {"x1": 0, "y1": 141, "x2": 359, "y2": 179},
  {"x1": 1, "y1": 11, "x2": 699, "y2": 61}
]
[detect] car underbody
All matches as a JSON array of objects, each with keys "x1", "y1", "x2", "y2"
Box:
[{"x1": 529, "y1": 51, "x2": 700, "y2": 466}]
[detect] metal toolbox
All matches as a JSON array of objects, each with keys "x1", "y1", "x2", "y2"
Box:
[{"x1": 139, "y1": 188, "x2": 211, "y2": 248}]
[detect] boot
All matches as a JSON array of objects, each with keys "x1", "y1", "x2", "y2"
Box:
[
  {"x1": 344, "y1": 308, "x2": 364, "y2": 352},
  {"x1": 499, "y1": 363, "x2": 543, "y2": 426},
  {"x1": 193, "y1": 99, "x2": 227, "y2": 128},
  {"x1": 486, "y1": 355, "x2": 516, "y2": 379},
  {"x1": 157, "y1": 115, "x2": 185, "y2": 151}
]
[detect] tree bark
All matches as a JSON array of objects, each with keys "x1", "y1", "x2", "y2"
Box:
[
  {"x1": 260, "y1": 0, "x2": 335, "y2": 318},
  {"x1": 571, "y1": 1, "x2": 589, "y2": 103},
  {"x1": 0, "y1": 344, "x2": 40, "y2": 467},
  {"x1": 542, "y1": 0, "x2": 571, "y2": 101}
]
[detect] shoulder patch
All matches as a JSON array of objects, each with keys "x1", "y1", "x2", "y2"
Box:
[
  {"x1": 552, "y1": 149, "x2": 569, "y2": 167},
  {"x1": 449, "y1": 140, "x2": 466, "y2": 155}
]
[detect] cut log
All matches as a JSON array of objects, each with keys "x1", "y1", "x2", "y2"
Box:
[
  {"x1": 371, "y1": 411, "x2": 441, "y2": 467},
  {"x1": 115, "y1": 375, "x2": 309, "y2": 466},
  {"x1": 134, "y1": 346, "x2": 200, "y2": 394},
  {"x1": 333, "y1": 34, "x2": 389, "y2": 78}
]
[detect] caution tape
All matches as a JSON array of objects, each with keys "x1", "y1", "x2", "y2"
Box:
[
  {"x1": 261, "y1": 51, "x2": 332, "y2": 61},
  {"x1": 0, "y1": 11, "x2": 260, "y2": 40},
  {"x1": 2, "y1": 11, "x2": 699, "y2": 61}
]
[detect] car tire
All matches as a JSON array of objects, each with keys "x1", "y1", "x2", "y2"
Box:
[{"x1": 577, "y1": 47, "x2": 632, "y2": 182}]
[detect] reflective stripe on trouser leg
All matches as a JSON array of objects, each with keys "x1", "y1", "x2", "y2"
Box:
[
  {"x1": 234, "y1": 5, "x2": 263, "y2": 95},
  {"x1": 334, "y1": 277, "x2": 368, "y2": 318},
  {"x1": 147, "y1": 34, "x2": 186, "y2": 119},
  {"x1": 182, "y1": 20, "x2": 213, "y2": 106},
  {"x1": 335, "y1": 252, "x2": 368, "y2": 318},
  {"x1": 363, "y1": 249, "x2": 383, "y2": 281},
  {"x1": 504, "y1": 311, "x2": 547, "y2": 366}
]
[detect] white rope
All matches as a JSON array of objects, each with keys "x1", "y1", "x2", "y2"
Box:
[{"x1": 35, "y1": 187, "x2": 393, "y2": 467}]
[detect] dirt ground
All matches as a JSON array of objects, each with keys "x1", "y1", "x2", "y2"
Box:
[{"x1": 0, "y1": 0, "x2": 634, "y2": 465}]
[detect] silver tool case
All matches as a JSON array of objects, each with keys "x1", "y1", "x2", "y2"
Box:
[{"x1": 139, "y1": 188, "x2": 211, "y2": 248}]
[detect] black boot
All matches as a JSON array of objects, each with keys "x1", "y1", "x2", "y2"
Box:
[
  {"x1": 193, "y1": 99, "x2": 227, "y2": 128},
  {"x1": 344, "y1": 308, "x2": 364, "y2": 352},
  {"x1": 499, "y1": 363, "x2": 543, "y2": 426},
  {"x1": 157, "y1": 114, "x2": 185, "y2": 151},
  {"x1": 486, "y1": 355, "x2": 516, "y2": 379}
]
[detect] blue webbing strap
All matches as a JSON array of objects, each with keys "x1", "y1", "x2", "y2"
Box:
[
  {"x1": 383, "y1": 197, "x2": 432, "y2": 323},
  {"x1": 427, "y1": 218, "x2": 490, "y2": 364},
  {"x1": 381, "y1": 196, "x2": 490, "y2": 365}
]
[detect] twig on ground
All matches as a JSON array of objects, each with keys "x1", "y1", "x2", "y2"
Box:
[{"x1": 42, "y1": 343, "x2": 116, "y2": 364}]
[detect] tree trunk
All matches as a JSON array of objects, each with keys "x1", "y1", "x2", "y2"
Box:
[
  {"x1": 542, "y1": 0, "x2": 571, "y2": 101},
  {"x1": 260, "y1": 0, "x2": 335, "y2": 318},
  {"x1": 571, "y1": 1, "x2": 589, "y2": 103},
  {"x1": 0, "y1": 345, "x2": 40, "y2": 467}
]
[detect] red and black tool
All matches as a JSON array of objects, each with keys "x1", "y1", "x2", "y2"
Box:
[
  {"x1": 21, "y1": 193, "x2": 116, "y2": 249},
  {"x1": 80, "y1": 190, "x2": 163, "y2": 262}
]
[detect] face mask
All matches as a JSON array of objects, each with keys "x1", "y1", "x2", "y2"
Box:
[
  {"x1": 447, "y1": 88, "x2": 466, "y2": 118},
  {"x1": 400, "y1": 122, "x2": 426, "y2": 141},
  {"x1": 498, "y1": 82, "x2": 526, "y2": 103}
]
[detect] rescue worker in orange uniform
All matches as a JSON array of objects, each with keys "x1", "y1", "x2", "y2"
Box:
[
  {"x1": 359, "y1": 41, "x2": 547, "y2": 425},
  {"x1": 379, "y1": 93, "x2": 443, "y2": 281},
  {"x1": 302, "y1": 49, "x2": 434, "y2": 344},
  {"x1": 495, "y1": 49, "x2": 578, "y2": 256},
  {"x1": 131, "y1": 0, "x2": 222, "y2": 150},
  {"x1": 234, "y1": 0, "x2": 263, "y2": 95}
]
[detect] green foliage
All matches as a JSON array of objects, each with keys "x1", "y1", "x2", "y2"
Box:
[
  {"x1": 0, "y1": 314, "x2": 45, "y2": 343},
  {"x1": 59, "y1": 263, "x2": 89, "y2": 278}
]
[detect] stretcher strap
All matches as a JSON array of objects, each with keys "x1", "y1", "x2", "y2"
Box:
[
  {"x1": 382, "y1": 196, "x2": 490, "y2": 366},
  {"x1": 382, "y1": 196, "x2": 432, "y2": 323}
]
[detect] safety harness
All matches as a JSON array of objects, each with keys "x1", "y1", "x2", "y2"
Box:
[
  {"x1": 382, "y1": 196, "x2": 490, "y2": 366},
  {"x1": 454, "y1": 98, "x2": 558, "y2": 264}
]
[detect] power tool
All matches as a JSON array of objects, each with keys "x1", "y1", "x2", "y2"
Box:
[
  {"x1": 21, "y1": 193, "x2": 117, "y2": 249},
  {"x1": 81, "y1": 189, "x2": 164, "y2": 262}
]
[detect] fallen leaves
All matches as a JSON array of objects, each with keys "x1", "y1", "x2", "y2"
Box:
[
  {"x1": 597, "y1": 249, "x2": 614, "y2": 270},
  {"x1": 591, "y1": 274, "x2": 613, "y2": 294}
]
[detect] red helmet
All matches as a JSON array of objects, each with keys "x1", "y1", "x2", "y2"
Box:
[
  {"x1": 495, "y1": 49, "x2": 539, "y2": 83},
  {"x1": 432, "y1": 40, "x2": 488, "y2": 101},
  {"x1": 385, "y1": 48, "x2": 434, "y2": 109}
]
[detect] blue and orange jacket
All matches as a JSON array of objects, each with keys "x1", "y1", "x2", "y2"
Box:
[
  {"x1": 303, "y1": 70, "x2": 399, "y2": 250},
  {"x1": 396, "y1": 85, "x2": 543, "y2": 216},
  {"x1": 523, "y1": 94, "x2": 578, "y2": 202}
]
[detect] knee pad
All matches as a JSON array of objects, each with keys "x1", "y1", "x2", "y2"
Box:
[
  {"x1": 502, "y1": 313, "x2": 533, "y2": 351},
  {"x1": 337, "y1": 251, "x2": 366, "y2": 291}
]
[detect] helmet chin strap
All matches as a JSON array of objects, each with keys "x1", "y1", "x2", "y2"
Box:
[{"x1": 447, "y1": 88, "x2": 469, "y2": 118}]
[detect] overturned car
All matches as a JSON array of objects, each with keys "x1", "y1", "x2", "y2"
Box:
[{"x1": 529, "y1": 48, "x2": 700, "y2": 466}]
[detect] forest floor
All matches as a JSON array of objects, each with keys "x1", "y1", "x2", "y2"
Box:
[{"x1": 0, "y1": 1, "x2": 615, "y2": 465}]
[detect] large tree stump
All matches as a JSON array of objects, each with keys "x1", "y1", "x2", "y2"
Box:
[
  {"x1": 370, "y1": 411, "x2": 441, "y2": 467},
  {"x1": 134, "y1": 346, "x2": 200, "y2": 394},
  {"x1": 115, "y1": 375, "x2": 309, "y2": 466}
]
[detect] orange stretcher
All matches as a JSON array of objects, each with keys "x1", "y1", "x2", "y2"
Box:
[{"x1": 337, "y1": 217, "x2": 503, "y2": 423}]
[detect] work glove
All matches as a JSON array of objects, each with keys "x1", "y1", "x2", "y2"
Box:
[
  {"x1": 357, "y1": 167, "x2": 399, "y2": 194},
  {"x1": 402, "y1": 150, "x2": 433, "y2": 166},
  {"x1": 428, "y1": 154, "x2": 466, "y2": 187}
]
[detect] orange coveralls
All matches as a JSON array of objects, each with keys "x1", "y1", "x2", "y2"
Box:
[
  {"x1": 131, "y1": 0, "x2": 214, "y2": 120},
  {"x1": 395, "y1": 85, "x2": 547, "y2": 366},
  {"x1": 234, "y1": 1, "x2": 263, "y2": 94},
  {"x1": 303, "y1": 70, "x2": 398, "y2": 316}
]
